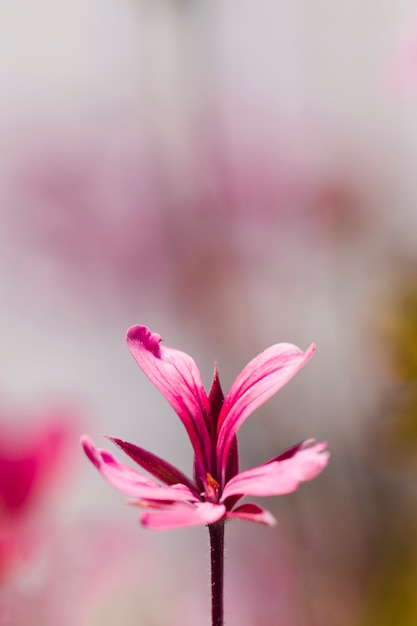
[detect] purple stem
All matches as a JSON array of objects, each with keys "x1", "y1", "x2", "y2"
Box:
[{"x1": 208, "y1": 521, "x2": 225, "y2": 626}]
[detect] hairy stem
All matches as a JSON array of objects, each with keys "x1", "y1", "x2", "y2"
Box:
[{"x1": 208, "y1": 521, "x2": 225, "y2": 626}]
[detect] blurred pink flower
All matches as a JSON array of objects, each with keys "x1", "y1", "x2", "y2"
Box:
[
  {"x1": 0, "y1": 411, "x2": 76, "y2": 581},
  {"x1": 82, "y1": 325, "x2": 329, "y2": 530}
]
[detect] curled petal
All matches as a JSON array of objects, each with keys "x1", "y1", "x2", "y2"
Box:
[
  {"x1": 222, "y1": 441, "x2": 329, "y2": 500},
  {"x1": 217, "y1": 343, "x2": 315, "y2": 477},
  {"x1": 141, "y1": 502, "x2": 226, "y2": 530},
  {"x1": 126, "y1": 326, "x2": 212, "y2": 468},
  {"x1": 227, "y1": 503, "x2": 277, "y2": 526},
  {"x1": 81, "y1": 435, "x2": 198, "y2": 502}
]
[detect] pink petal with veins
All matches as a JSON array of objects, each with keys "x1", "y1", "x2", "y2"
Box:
[
  {"x1": 222, "y1": 441, "x2": 329, "y2": 500},
  {"x1": 126, "y1": 326, "x2": 212, "y2": 467},
  {"x1": 141, "y1": 502, "x2": 226, "y2": 530},
  {"x1": 217, "y1": 343, "x2": 316, "y2": 474},
  {"x1": 227, "y1": 503, "x2": 277, "y2": 526},
  {"x1": 81, "y1": 436, "x2": 197, "y2": 502}
]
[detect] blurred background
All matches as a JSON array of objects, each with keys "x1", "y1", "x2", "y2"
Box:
[{"x1": 1, "y1": 0, "x2": 417, "y2": 624}]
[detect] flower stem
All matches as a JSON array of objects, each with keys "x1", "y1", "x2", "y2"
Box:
[{"x1": 208, "y1": 521, "x2": 225, "y2": 626}]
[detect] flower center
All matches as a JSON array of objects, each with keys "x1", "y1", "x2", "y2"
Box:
[{"x1": 205, "y1": 472, "x2": 220, "y2": 503}]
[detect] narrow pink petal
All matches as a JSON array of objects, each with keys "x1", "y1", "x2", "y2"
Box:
[
  {"x1": 227, "y1": 503, "x2": 277, "y2": 526},
  {"x1": 126, "y1": 326, "x2": 212, "y2": 467},
  {"x1": 81, "y1": 435, "x2": 197, "y2": 502},
  {"x1": 217, "y1": 343, "x2": 316, "y2": 476},
  {"x1": 208, "y1": 363, "x2": 224, "y2": 428},
  {"x1": 221, "y1": 441, "x2": 329, "y2": 500},
  {"x1": 141, "y1": 502, "x2": 226, "y2": 530},
  {"x1": 107, "y1": 436, "x2": 197, "y2": 492},
  {"x1": 266, "y1": 439, "x2": 311, "y2": 464}
]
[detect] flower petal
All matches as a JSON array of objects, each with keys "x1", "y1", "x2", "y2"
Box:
[
  {"x1": 227, "y1": 503, "x2": 277, "y2": 526},
  {"x1": 126, "y1": 326, "x2": 212, "y2": 468},
  {"x1": 221, "y1": 441, "x2": 329, "y2": 500},
  {"x1": 140, "y1": 502, "x2": 226, "y2": 530},
  {"x1": 81, "y1": 435, "x2": 198, "y2": 502},
  {"x1": 217, "y1": 343, "x2": 316, "y2": 477},
  {"x1": 266, "y1": 439, "x2": 311, "y2": 464},
  {"x1": 107, "y1": 436, "x2": 197, "y2": 492}
]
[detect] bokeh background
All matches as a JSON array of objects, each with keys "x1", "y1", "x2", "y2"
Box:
[{"x1": 1, "y1": 1, "x2": 417, "y2": 624}]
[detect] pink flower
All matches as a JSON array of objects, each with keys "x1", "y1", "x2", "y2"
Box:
[
  {"x1": 82, "y1": 326, "x2": 329, "y2": 530},
  {"x1": 0, "y1": 411, "x2": 76, "y2": 580}
]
